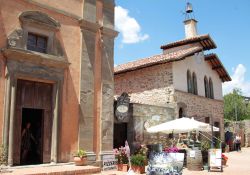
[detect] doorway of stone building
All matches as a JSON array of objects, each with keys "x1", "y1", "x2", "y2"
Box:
[
  {"x1": 20, "y1": 108, "x2": 44, "y2": 165},
  {"x1": 113, "y1": 123, "x2": 127, "y2": 148},
  {"x1": 13, "y1": 79, "x2": 53, "y2": 165}
]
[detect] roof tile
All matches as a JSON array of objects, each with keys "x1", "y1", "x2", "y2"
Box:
[{"x1": 114, "y1": 45, "x2": 202, "y2": 74}]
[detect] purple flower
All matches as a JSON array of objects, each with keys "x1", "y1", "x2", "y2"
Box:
[{"x1": 163, "y1": 146, "x2": 179, "y2": 153}]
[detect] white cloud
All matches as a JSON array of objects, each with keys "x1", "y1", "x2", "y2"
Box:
[
  {"x1": 115, "y1": 6, "x2": 149, "y2": 44},
  {"x1": 223, "y1": 64, "x2": 250, "y2": 96}
]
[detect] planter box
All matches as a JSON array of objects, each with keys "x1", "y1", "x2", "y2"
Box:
[
  {"x1": 131, "y1": 165, "x2": 145, "y2": 174},
  {"x1": 117, "y1": 164, "x2": 129, "y2": 172}
]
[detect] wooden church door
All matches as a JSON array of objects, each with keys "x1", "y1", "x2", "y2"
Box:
[{"x1": 13, "y1": 79, "x2": 53, "y2": 165}]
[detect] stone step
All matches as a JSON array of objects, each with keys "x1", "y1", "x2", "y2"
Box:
[{"x1": 1, "y1": 164, "x2": 101, "y2": 175}]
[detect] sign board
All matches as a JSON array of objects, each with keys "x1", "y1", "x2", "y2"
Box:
[
  {"x1": 209, "y1": 149, "x2": 222, "y2": 167},
  {"x1": 189, "y1": 150, "x2": 195, "y2": 158},
  {"x1": 115, "y1": 92, "x2": 130, "y2": 121},
  {"x1": 102, "y1": 155, "x2": 117, "y2": 171},
  {"x1": 147, "y1": 152, "x2": 184, "y2": 175}
]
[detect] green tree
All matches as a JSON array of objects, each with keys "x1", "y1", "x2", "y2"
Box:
[{"x1": 224, "y1": 88, "x2": 250, "y2": 121}]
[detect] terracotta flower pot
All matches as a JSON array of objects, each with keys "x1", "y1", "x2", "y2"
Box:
[
  {"x1": 222, "y1": 159, "x2": 227, "y2": 166},
  {"x1": 131, "y1": 165, "x2": 145, "y2": 174},
  {"x1": 117, "y1": 164, "x2": 129, "y2": 171},
  {"x1": 74, "y1": 156, "x2": 87, "y2": 166}
]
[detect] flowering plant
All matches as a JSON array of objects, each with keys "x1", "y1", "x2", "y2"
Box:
[
  {"x1": 163, "y1": 146, "x2": 179, "y2": 153},
  {"x1": 222, "y1": 154, "x2": 228, "y2": 161},
  {"x1": 113, "y1": 146, "x2": 129, "y2": 164},
  {"x1": 135, "y1": 144, "x2": 148, "y2": 156}
]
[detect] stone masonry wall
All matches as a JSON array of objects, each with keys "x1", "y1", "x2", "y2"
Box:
[
  {"x1": 174, "y1": 90, "x2": 224, "y2": 139},
  {"x1": 115, "y1": 63, "x2": 174, "y2": 106},
  {"x1": 127, "y1": 103, "x2": 175, "y2": 153},
  {"x1": 244, "y1": 120, "x2": 250, "y2": 147}
]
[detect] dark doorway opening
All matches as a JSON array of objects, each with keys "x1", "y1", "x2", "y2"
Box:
[
  {"x1": 179, "y1": 108, "x2": 183, "y2": 118},
  {"x1": 113, "y1": 123, "x2": 127, "y2": 148},
  {"x1": 21, "y1": 108, "x2": 43, "y2": 165}
]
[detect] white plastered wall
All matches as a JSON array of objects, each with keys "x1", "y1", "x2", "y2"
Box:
[{"x1": 172, "y1": 52, "x2": 223, "y2": 100}]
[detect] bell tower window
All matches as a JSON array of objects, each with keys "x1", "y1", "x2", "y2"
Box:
[{"x1": 27, "y1": 33, "x2": 47, "y2": 53}]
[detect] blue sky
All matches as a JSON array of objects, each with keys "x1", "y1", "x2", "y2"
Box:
[{"x1": 114, "y1": 0, "x2": 250, "y2": 96}]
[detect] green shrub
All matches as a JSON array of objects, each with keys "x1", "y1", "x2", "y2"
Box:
[{"x1": 130, "y1": 154, "x2": 146, "y2": 166}]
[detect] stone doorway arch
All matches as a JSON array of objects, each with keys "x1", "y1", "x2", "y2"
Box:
[{"x1": 177, "y1": 102, "x2": 187, "y2": 118}]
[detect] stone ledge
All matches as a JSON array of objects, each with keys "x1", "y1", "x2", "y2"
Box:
[
  {"x1": 175, "y1": 89, "x2": 223, "y2": 102},
  {"x1": 2, "y1": 48, "x2": 70, "y2": 69},
  {"x1": 4, "y1": 164, "x2": 101, "y2": 175}
]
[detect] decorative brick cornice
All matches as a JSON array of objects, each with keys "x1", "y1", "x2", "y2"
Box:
[{"x1": 19, "y1": 11, "x2": 61, "y2": 31}]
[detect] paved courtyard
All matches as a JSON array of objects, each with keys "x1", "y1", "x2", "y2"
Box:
[
  {"x1": 101, "y1": 147, "x2": 250, "y2": 175},
  {"x1": 2, "y1": 147, "x2": 250, "y2": 175}
]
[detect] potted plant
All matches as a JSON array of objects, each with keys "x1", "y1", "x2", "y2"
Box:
[
  {"x1": 130, "y1": 154, "x2": 146, "y2": 174},
  {"x1": 74, "y1": 149, "x2": 87, "y2": 166},
  {"x1": 201, "y1": 140, "x2": 210, "y2": 165},
  {"x1": 113, "y1": 147, "x2": 129, "y2": 171},
  {"x1": 222, "y1": 154, "x2": 228, "y2": 166}
]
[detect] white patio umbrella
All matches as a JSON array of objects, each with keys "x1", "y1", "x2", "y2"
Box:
[{"x1": 147, "y1": 117, "x2": 219, "y2": 134}]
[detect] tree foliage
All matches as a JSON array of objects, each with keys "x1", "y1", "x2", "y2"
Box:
[{"x1": 224, "y1": 88, "x2": 250, "y2": 121}]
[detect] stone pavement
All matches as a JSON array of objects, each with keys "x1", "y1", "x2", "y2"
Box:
[
  {"x1": 101, "y1": 147, "x2": 250, "y2": 175},
  {"x1": 0, "y1": 164, "x2": 101, "y2": 175},
  {"x1": 1, "y1": 147, "x2": 250, "y2": 175}
]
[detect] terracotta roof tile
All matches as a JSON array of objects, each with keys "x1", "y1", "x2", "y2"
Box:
[
  {"x1": 205, "y1": 53, "x2": 231, "y2": 82},
  {"x1": 114, "y1": 45, "x2": 202, "y2": 74},
  {"x1": 160, "y1": 34, "x2": 217, "y2": 51}
]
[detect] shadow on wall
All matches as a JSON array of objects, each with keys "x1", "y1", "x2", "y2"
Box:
[{"x1": 60, "y1": 69, "x2": 79, "y2": 162}]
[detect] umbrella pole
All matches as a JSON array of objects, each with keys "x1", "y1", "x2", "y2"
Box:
[
  {"x1": 188, "y1": 132, "x2": 190, "y2": 147},
  {"x1": 172, "y1": 131, "x2": 174, "y2": 147},
  {"x1": 157, "y1": 132, "x2": 160, "y2": 145}
]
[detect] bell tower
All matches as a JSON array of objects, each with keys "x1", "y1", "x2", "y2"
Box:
[{"x1": 184, "y1": 2, "x2": 198, "y2": 38}]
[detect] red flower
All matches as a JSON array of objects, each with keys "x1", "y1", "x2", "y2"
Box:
[{"x1": 222, "y1": 154, "x2": 228, "y2": 161}]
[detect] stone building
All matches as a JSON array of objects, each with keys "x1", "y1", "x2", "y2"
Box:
[
  {"x1": 114, "y1": 11, "x2": 231, "y2": 146},
  {"x1": 0, "y1": 0, "x2": 117, "y2": 166}
]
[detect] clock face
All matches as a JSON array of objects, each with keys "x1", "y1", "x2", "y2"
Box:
[{"x1": 117, "y1": 105, "x2": 128, "y2": 113}]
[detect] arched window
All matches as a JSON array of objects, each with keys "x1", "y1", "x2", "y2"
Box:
[
  {"x1": 209, "y1": 78, "x2": 214, "y2": 99},
  {"x1": 187, "y1": 70, "x2": 192, "y2": 93},
  {"x1": 192, "y1": 72, "x2": 198, "y2": 95},
  {"x1": 204, "y1": 76, "x2": 210, "y2": 98}
]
